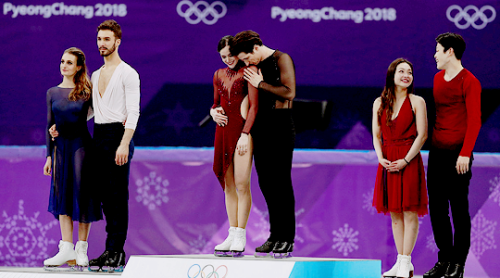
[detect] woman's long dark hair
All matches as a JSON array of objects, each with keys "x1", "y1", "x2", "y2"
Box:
[
  {"x1": 64, "y1": 47, "x2": 91, "y2": 101},
  {"x1": 378, "y1": 58, "x2": 414, "y2": 126}
]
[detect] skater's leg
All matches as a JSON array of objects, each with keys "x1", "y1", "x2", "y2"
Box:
[
  {"x1": 402, "y1": 211, "x2": 419, "y2": 255},
  {"x1": 78, "y1": 223, "x2": 91, "y2": 241},
  {"x1": 59, "y1": 215, "x2": 73, "y2": 242},
  {"x1": 103, "y1": 160, "x2": 131, "y2": 252},
  {"x1": 233, "y1": 134, "x2": 253, "y2": 229},
  {"x1": 390, "y1": 212, "x2": 404, "y2": 255},
  {"x1": 76, "y1": 223, "x2": 91, "y2": 267},
  {"x1": 224, "y1": 163, "x2": 238, "y2": 228},
  {"x1": 427, "y1": 148, "x2": 453, "y2": 263},
  {"x1": 449, "y1": 166, "x2": 472, "y2": 265},
  {"x1": 45, "y1": 216, "x2": 76, "y2": 269}
]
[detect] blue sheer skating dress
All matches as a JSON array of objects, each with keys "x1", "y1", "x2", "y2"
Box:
[{"x1": 46, "y1": 87, "x2": 102, "y2": 223}]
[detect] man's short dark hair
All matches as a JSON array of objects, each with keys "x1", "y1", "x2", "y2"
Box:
[
  {"x1": 436, "y1": 32, "x2": 466, "y2": 60},
  {"x1": 97, "y1": 19, "x2": 122, "y2": 40},
  {"x1": 230, "y1": 30, "x2": 263, "y2": 56}
]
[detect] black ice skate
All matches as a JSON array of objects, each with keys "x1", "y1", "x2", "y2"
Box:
[
  {"x1": 254, "y1": 240, "x2": 276, "y2": 258},
  {"x1": 272, "y1": 242, "x2": 293, "y2": 259},
  {"x1": 88, "y1": 250, "x2": 126, "y2": 272}
]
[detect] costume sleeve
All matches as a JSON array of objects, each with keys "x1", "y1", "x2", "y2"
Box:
[
  {"x1": 459, "y1": 75, "x2": 482, "y2": 157},
  {"x1": 123, "y1": 68, "x2": 141, "y2": 130},
  {"x1": 212, "y1": 70, "x2": 220, "y2": 109},
  {"x1": 258, "y1": 53, "x2": 296, "y2": 101},
  {"x1": 46, "y1": 89, "x2": 54, "y2": 158},
  {"x1": 242, "y1": 66, "x2": 259, "y2": 134}
]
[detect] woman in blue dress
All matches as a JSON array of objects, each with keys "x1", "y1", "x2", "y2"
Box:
[{"x1": 43, "y1": 47, "x2": 102, "y2": 269}]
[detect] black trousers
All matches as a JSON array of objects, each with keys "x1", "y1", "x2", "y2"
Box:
[
  {"x1": 94, "y1": 123, "x2": 134, "y2": 252},
  {"x1": 252, "y1": 110, "x2": 296, "y2": 242},
  {"x1": 427, "y1": 147, "x2": 472, "y2": 265}
]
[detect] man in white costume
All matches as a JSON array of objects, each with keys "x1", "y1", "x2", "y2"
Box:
[{"x1": 88, "y1": 19, "x2": 140, "y2": 272}]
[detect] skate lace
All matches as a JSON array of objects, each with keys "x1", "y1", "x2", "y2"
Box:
[
  {"x1": 78, "y1": 248, "x2": 88, "y2": 256},
  {"x1": 234, "y1": 233, "x2": 245, "y2": 243}
]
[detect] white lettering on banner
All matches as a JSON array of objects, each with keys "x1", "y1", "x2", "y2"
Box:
[
  {"x1": 447, "y1": 5, "x2": 496, "y2": 30},
  {"x1": 271, "y1": 6, "x2": 397, "y2": 23},
  {"x1": 177, "y1": 0, "x2": 227, "y2": 25},
  {"x1": 2, "y1": 2, "x2": 127, "y2": 19}
]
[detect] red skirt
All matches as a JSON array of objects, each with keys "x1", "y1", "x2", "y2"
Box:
[{"x1": 373, "y1": 144, "x2": 428, "y2": 216}]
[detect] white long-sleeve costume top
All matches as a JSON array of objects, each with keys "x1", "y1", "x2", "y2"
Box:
[{"x1": 91, "y1": 61, "x2": 140, "y2": 130}]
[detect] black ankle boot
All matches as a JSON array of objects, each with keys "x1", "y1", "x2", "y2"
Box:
[
  {"x1": 89, "y1": 250, "x2": 110, "y2": 267},
  {"x1": 424, "y1": 261, "x2": 450, "y2": 278},
  {"x1": 273, "y1": 242, "x2": 294, "y2": 253},
  {"x1": 445, "y1": 263, "x2": 464, "y2": 278},
  {"x1": 255, "y1": 241, "x2": 276, "y2": 253},
  {"x1": 104, "y1": 251, "x2": 126, "y2": 267}
]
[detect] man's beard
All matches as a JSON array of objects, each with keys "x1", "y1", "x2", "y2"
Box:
[{"x1": 100, "y1": 43, "x2": 116, "y2": 57}]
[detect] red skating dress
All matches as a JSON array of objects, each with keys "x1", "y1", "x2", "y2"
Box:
[
  {"x1": 212, "y1": 65, "x2": 258, "y2": 189},
  {"x1": 373, "y1": 96, "x2": 428, "y2": 216}
]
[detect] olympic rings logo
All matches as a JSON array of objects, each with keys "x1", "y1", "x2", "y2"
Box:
[
  {"x1": 446, "y1": 5, "x2": 496, "y2": 30},
  {"x1": 177, "y1": 0, "x2": 227, "y2": 25},
  {"x1": 187, "y1": 264, "x2": 228, "y2": 278}
]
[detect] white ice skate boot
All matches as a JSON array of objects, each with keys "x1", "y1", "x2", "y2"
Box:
[
  {"x1": 383, "y1": 254, "x2": 401, "y2": 277},
  {"x1": 44, "y1": 240, "x2": 77, "y2": 271},
  {"x1": 230, "y1": 227, "x2": 246, "y2": 257},
  {"x1": 75, "y1": 241, "x2": 89, "y2": 268},
  {"x1": 396, "y1": 255, "x2": 413, "y2": 278},
  {"x1": 214, "y1": 227, "x2": 236, "y2": 257}
]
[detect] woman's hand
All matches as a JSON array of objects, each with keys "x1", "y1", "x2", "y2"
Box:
[
  {"x1": 210, "y1": 107, "x2": 228, "y2": 126},
  {"x1": 43, "y1": 156, "x2": 52, "y2": 176},
  {"x1": 236, "y1": 133, "x2": 249, "y2": 156},
  {"x1": 243, "y1": 68, "x2": 263, "y2": 88},
  {"x1": 378, "y1": 157, "x2": 391, "y2": 170},
  {"x1": 387, "y1": 159, "x2": 408, "y2": 172},
  {"x1": 49, "y1": 124, "x2": 59, "y2": 140}
]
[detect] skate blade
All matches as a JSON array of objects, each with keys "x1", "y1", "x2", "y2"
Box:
[
  {"x1": 73, "y1": 265, "x2": 87, "y2": 272},
  {"x1": 88, "y1": 265, "x2": 103, "y2": 272},
  {"x1": 101, "y1": 265, "x2": 125, "y2": 273},
  {"x1": 272, "y1": 252, "x2": 292, "y2": 259},
  {"x1": 254, "y1": 252, "x2": 272, "y2": 258},
  {"x1": 214, "y1": 250, "x2": 233, "y2": 257},
  {"x1": 231, "y1": 251, "x2": 244, "y2": 258},
  {"x1": 44, "y1": 265, "x2": 77, "y2": 272}
]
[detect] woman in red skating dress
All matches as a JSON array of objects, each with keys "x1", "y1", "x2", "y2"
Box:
[
  {"x1": 210, "y1": 36, "x2": 258, "y2": 257},
  {"x1": 372, "y1": 58, "x2": 428, "y2": 278}
]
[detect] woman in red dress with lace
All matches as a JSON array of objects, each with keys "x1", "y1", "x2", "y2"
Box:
[
  {"x1": 372, "y1": 58, "x2": 429, "y2": 278},
  {"x1": 210, "y1": 36, "x2": 258, "y2": 257}
]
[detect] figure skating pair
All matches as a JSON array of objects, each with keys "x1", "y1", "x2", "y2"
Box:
[{"x1": 213, "y1": 30, "x2": 297, "y2": 259}]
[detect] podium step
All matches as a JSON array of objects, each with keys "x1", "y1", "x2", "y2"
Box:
[{"x1": 121, "y1": 254, "x2": 381, "y2": 278}]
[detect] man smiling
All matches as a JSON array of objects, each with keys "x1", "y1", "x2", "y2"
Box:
[{"x1": 425, "y1": 32, "x2": 481, "y2": 278}]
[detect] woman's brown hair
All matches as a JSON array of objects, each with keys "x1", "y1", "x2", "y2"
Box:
[
  {"x1": 378, "y1": 58, "x2": 414, "y2": 126},
  {"x1": 64, "y1": 47, "x2": 91, "y2": 101}
]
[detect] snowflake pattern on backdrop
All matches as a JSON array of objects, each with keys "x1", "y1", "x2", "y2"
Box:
[
  {"x1": 0, "y1": 200, "x2": 58, "y2": 266},
  {"x1": 250, "y1": 206, "x2": 306, "y2": 244},
  {"x1": 426, "y1": 234, "x2": 438, "y2": 253},
  {"x1": 488, "y1": 174, "x2": 500, "y2": 206},
  {"x1": 332, "y1": 223, "x2": 359, "y2": 256},
  {"x1": 471, "y1": 210, "x2": 497, "y2": 260},
  {"x1": 135, "y1": 172, "x2": 170, "y2": 211},
  {"x1": 362, "y1": 189, "x2": 377, "y2": 215},
  {"x1": 163, "y1": 102, "x2": 195, "y2": 135},
  {"x1": 250, "y1": 206, "x2": 270, "y2": 243},
  {"x1": 188, "y1": 234, "x2": 207, "y2": 254}
]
